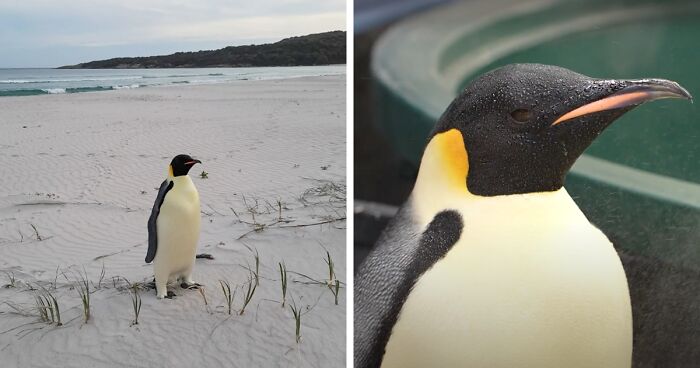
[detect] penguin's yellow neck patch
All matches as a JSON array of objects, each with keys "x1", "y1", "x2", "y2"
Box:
[
  {"x1": 411, "y1": 128, "x2": 472, "y2": 227},
  {"x1": 168, "y1": 165, "x2": 174, "y2": 178},
  {"x1": 419, "y1": 129, "x2": 469, "y2": 193}
]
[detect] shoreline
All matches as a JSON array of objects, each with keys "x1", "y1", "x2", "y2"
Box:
[
  {"x1": 0, "y1": 65, "x2": 347, "y2": 98},
  {"x1": 54, "y1": 63, "x2": 348, "y2": 70}
]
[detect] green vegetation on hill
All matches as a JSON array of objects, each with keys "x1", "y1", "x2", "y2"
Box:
[{"x1": 59, "y1": 31, "x2": 345, "y2": 69}]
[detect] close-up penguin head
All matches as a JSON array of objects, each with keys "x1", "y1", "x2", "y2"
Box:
[
  {"x1": 169, "y1": 154, "x2": 202, "y2": 177},
  {"x1": 430, "y1": 63, "x2": 692, "y2": 196}
]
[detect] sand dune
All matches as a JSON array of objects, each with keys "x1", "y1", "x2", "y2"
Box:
[{"x1": 0, "y1": 75, "x2": 346, "y2": 367}]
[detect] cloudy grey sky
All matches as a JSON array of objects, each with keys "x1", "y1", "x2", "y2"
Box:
[{"x1": 0, "y1": 0, "x2": 346, "y2": 68}]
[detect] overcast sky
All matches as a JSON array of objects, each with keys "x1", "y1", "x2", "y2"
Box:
[{"x1": 0, "y1": 0, "x2": 346, "y2": 68}]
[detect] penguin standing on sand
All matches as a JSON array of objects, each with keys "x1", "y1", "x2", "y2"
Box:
[
  {"x1": 355, "y1": 64, "x2": 692, "y2": 368},
  {"x1": 146, "y1": 154, "x2": 203, "y2": 299}
]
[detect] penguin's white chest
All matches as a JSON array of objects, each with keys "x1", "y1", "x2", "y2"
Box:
[
  {"x1": 155, "y1": 177, "x2": 201, "y2": 272},
  {"x1": 382, "y1": 190, "x2": 632, "y2": 368}
]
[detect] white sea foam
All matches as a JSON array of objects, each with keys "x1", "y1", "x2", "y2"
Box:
[
  {"x1": 186, "y1": 79, "x2": 219, "y2": 85},
  {"x1": 0, "y1": 80, "x2": 32, "y2": 84},
  {"x1": 41, "y1": 88, "x2": 66, "y2": 94},
  {"x1": 113, "y1": 84, "x2": 141, "y2": 89}
]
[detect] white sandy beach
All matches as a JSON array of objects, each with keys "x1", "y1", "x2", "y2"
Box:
[{"x1": 0, "y1": 75, "x2": 346, "y2": 367}]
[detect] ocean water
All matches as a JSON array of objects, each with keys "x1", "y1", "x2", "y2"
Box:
[{"x1": 0, "y1": 65, "x2": 346, "y2": 97}]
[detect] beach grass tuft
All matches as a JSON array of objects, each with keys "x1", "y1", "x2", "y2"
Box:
[
  {"x1": 318, "y1": 250, "x2": 342, "y2": 304},
  {"x1": 3, "y1": 271, "x2": 16, "y2": 288},
  {"x1": 232, "y1": 196, "x2": 271, "y2": 235},
  {"x1": 75, "y1": 269, "x2": 91, "y2": 323},
  {"x1": 242, "y1": 195, "x2": 260, "y2": 227},
  {"x1": 253, "y1": 249, "x2": 260, "y2": 286},
  {"x1": 276, "y1": 198, "x2": 283, "y2": 221},
  {"x1": 51, "y1": 266, "x2": 60, "y2": 290},
  {"x1": 97, "y1": 262, "x2": 106, "y2": 289},
  {"x1": 289, "y1": 298, "x2": 302, "y2": 343},
  {"x1": 35, "y1": 294, "x2": 49, "y2": 322},
  {"x1": 330, "y1": 279, "x2": 340, "y2": 305},
  {"x1": 239, "y1": 270, "x2": 257, "y2": 315},
  {"x1": 198, "y1": 287, "x2": 209, "y2": 306},
  {"x1": 219, "y1": 279, "x2": 235, "y2": 315},
  {"x1": 129, "y1": 282, "x2": 142, "y2": 326},
  {"x1": 35, "y1": 288, "x2": 61, "y2": 326},
  {"x1": 279, "y1": 262, "x2": 288, "y2": 307},
  {"x1": 324, "y1": 250, "x2": 336, "y2": 283},
  {"x1": 30, "y1": 223, "x2": 42, "y2": 241}
]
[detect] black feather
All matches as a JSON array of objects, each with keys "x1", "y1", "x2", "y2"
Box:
[
  {"x1": 145, "y1": 180, "x2": 173, "y2": 263},
  {"x1": 355, "y1": 207, "x2": 463, "y2": 368}
]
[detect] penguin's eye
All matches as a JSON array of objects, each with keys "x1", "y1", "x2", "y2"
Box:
[{"x1": 510, "y1": 109, "x2": 532, "y2": 123}]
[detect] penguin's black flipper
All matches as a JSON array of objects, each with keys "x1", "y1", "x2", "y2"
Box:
[
  {"x1": 355, "y1": 204, "x2": 463, "y2": 368},
  {"x1": 146, "y1": 180, "x2": 174, "y2": 263}
]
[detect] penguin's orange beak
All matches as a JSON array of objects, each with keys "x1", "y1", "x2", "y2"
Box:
[
  {"x1": 185, "y1": 159, "x2": 201, "y2": 166},
  {"x1": 551, "y1": 79, "x2": 692, "y2": 126}
]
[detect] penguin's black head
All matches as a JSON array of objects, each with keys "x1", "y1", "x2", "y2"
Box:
[
  {"x1": 431, "y1": 63, "x2": 692, "y2": 196},
  {"x1": 169, "y1": 154, "x2": 201, "y2": 177}
]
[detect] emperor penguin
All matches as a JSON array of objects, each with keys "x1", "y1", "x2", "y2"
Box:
[
  {"x1": 146, "y1": 154, "x2": 202, "y2": 299},
  {"x1": 355, "y1": 64, "x2": 692, "y2": 368}
]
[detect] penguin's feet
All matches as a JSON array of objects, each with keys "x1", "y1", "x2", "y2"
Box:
[
  {"x1": 180, "y1": 282, "x2": 202, "y2": 290},
  {"x1": 165, "y1": 290, "x2": 176, "y2": 298},
  {"x1": 156, "y1": 290, "x2": 176, "y2": 299}
]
